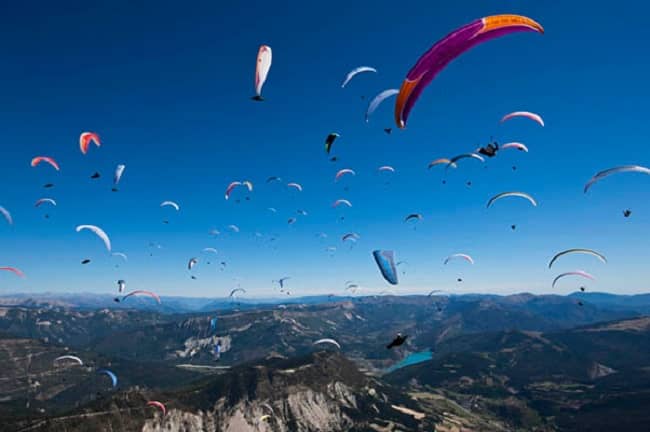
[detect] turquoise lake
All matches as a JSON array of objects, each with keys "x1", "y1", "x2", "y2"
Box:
[{"x1": 385, "y1": 350, "x2": 433, "y2": 373}]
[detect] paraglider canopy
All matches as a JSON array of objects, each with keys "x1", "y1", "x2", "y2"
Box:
[
  {"x1": 313, "y1": 338, "x2": 341, "y2": 350},
  {"x1": 75, "y1": 225, "x2": 112, "y2": 252},
  {"x1": 31, "y1": 156, "x2": 60, "y2": 171},
  {"x1": 501, "y1": 142, "x2": 528, "y2": 152},
  {"x1": 552, "y1": 270, "x2": 595, "y2": 288},
  {"x1": 147, "y1": 401, "x2": 167, "y2": 416},
  {"x1": 325, "y1": 133, "x2": 340, "y2": 154},
  {"x1": 428, "y1": 158, "x2": 455, "y2": 169},
  {"x1": 444, "y1": 253, "x2": 474, "y2": 265},
  {"x1": 395, "y1": 15, "x2": 543, "y2": 128},
  {"x1": 97, "y1": 368, "x2": 118, "y2": 388},
  {"x1": 404, "y1": 213, "x2": 423, "y2": 223},
  {"x1": 80, "y1": 132, "x2": 101, "y2": 154},
  {"x1": 253, "y1": 44, "x2": 272, "y2": 100},
  {"x1": 335, "y1": 168, "x2": 356, "y2": 182},
  {"x1": 548, "y1": 249, "x2": 607, "y2": 269},
  {"x1": 122, "y1": 290, "x2": 161, "y2": 304},
  {"x1": 342, "y1": 232, "x2": 360, "y2": 242},
  {"x1": 333, "y1": 199, "x2": 352, "y2": 208},
  {"x1": 365, "y1": 89, "x2": 399, "y2": 122},
  {"x1": 501, "y1": 111, "x2": 545, "y2": 127},
  {"x1": 54, "y1": 355, "x2": 83, "y2": 366},
  {"x1": 372, "y1": 250, "x2": 399, "y2": 285},
  {"x1": 584, "y1": 165, "x2": 650, "y2": 193},
  {"x1": 486, "y1": 191, "x2": 537, "y2": 208},
  {"x1": 114, "y1": 164, "x2": 126, "y2": 186},
  {"x1": 229, "y1": 288, "x2": 246, "y2": 298},
  {"x1": 160, "y1": 200, "x2": 180, "y2": 211},
  {"x1": 35, "y1": 198, "x2": 56, "y2": 208},
  {"x1": 0, "y1": 206, "x2": 13, "y2": 225},
  {"x1": 341, "y1": 66, "x2": 377, "y2": 88},
  {"x1": 287, "y1": 182, "x2": 303, "y2": 192}
]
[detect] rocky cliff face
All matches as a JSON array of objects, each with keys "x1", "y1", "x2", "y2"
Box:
[
  {"x1": 142, "y1": 384, "x2": 360, "y2": 432},
  {"x1": 7, "y1": 351, "x2": 432, "y2": 432},
  {"x1": 149, "y1": 352, "x2": 428, "y2": 432}
]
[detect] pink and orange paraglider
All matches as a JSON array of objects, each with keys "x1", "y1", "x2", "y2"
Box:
[
  {"x1": 31, "y1": 156, "x2": 60, "y2": 171},
  {"x1": 0, "y1": 267, "x2": 25, "y2": 278},
  {"x1": 79, "y1": 132, "x2": 101, "y2": 154},
  {"x1": 395, "y1": 15, "x2": 543, "y2": 128}
]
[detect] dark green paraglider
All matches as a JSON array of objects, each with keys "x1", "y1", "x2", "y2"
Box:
[{"x1": 325, "y1": 133, "x2": 340, "y2": 154}]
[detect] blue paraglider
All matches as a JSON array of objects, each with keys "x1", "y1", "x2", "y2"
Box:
[
  {"x1": 97, "y1": 368, "x2": 118, "y2": 388},
  {"x1": 372, "y1": 250, "x2": 399, "y2": 285}
]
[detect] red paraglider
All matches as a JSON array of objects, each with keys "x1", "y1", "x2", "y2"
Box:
[{"x1": 79, "y1": 132, "x2": 101, "y2": 154}]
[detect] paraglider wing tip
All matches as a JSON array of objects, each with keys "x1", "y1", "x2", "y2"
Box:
[
  {"x1": 481, "y1": 15, "x2": 545, "y2": 35},
  {"x1": 530, "y1": 20, "x2": 545, "y2": 34},
  {"x1": 394, "y1": 77, "x2": 421, "y2": 129}
]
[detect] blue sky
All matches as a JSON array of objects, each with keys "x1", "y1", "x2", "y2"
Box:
[{"x1": 1, "y1": 0, "x2": 649, "y2": 298}]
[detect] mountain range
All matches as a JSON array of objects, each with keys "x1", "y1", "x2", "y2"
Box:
[{"x1": 2, "y1": 292, "x2": 650, "y2": 431}]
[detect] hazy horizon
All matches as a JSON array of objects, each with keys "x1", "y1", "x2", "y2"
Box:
[{"x1": 1, "y1": 289, "x2": 646, "y2": 301}]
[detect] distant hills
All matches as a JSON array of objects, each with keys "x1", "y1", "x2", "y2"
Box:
[
  {"x1": 0, "y1": 292, "x2": 350, "y2": 314},
  {"x1": 1, "y1": 293, "x2": 639, "y2": 369},
  {"x1": 386, "y1": 316, "x2": 650, "y2": 431},
  {"x1": 568, "y1": 292, "x2": 650, "y2": 313},
  {"x1": 3, "y1": 291, "x2": 650, "y2": 314}
]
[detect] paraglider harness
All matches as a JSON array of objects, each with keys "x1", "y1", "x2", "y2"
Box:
[{"x1": 478, "y1": 141, "x2": 499, "y2": 158}]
